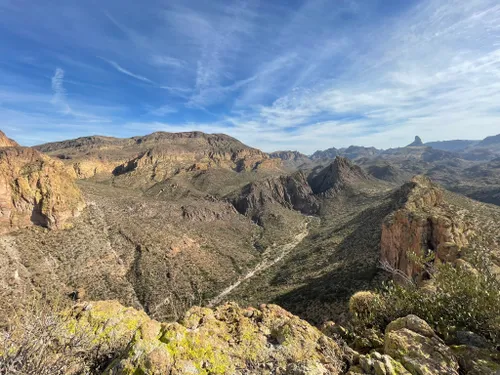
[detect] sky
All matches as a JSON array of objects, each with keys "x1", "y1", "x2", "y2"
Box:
[{"x1": 0, "y1": 0, "x2": 500, "y2": 154}]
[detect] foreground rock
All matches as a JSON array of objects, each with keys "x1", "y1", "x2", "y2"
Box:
[
  {"x1": 384, "y1": 315, "x2": 459, "y2": 375},
  {"x1": 0, "y1": 132, "x2": 85, "y2": 233},
  {"x1": 73, "y1": 301, "x2": 343, "y2": 375},
  {"x1": 348, "y1": 315, "x2": 461, "y2": 375}
]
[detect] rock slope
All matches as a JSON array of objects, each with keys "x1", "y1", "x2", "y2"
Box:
[
  {"x1": 233, "y1": 171, "x2": 319, "y2": 217},
  {"x1": 309, "y1": 157, "x2": 371, "y2": 195}
]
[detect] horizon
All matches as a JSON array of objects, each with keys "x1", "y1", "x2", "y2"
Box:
[
  {"x1": 1, "y1": 0, "x2": 500, "y2": 153},
  {"x1": 3, "y1": 127, "x2": 496, "y2": 155}
]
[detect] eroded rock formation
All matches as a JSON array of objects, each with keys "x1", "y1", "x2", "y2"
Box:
[
  {"x1": 0, "y1": 134, "x2": 85, "y2": 233},
  {"x1": 380, "y1": 176, "x2": 474, "y2": 280}
]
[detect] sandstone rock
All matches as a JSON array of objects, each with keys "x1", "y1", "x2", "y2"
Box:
[
  {"x1": 103, "y1": 302, "x2": 343, "y2": 375},
  {"x1": 0, "y1": 143, "x2": 85, "y2": 234},
  {"x1": 384, "y1": 315, "x2": 459, "y2": 375}
]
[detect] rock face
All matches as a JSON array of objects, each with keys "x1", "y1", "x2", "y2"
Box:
[
  {"x1": 0, "y1": 141, "x2": 85, "y2": 233},
  {"x1": 73, "y1": 301, "x2": 343, "y2": 375},
  {"x1": 384, "y1": 315, "x2": 459, "y2": 375},
  {"x1": 380, "y1": 176, "x2": 473, "y2": 281},
  {"x1": 309, "y1": 157, "x2": 370, "y2": 195},
  {"x1": 233, "y1": 171, "x2": 319, "y2": 217}
]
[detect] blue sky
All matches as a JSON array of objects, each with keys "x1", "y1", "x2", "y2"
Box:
[{"x1": 0, "y1": 0, "x2": 499, "y2": 153}]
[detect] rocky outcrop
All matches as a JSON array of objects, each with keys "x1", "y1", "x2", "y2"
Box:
[
  {"x1": 0, "y1": 144, "x2": 85, "y2": 233},
  {"x1": 380, "y1": 176, "x2": 474, "y2": 281},
  {"x1": 72, "y1": 301, "x2": 343, "y2": 375},
  {"x1": 0, "y1": 130, "x2": 19, "y2": 147},
  {"x1": 407, "y1": 136, "x2": 424, "y2": 147},
  {"x1": 309, "y1": 157, "x2": 370, "y2": 195},
  {"x1": 233, "y1": 171, "x2": 319, "y2": 217},
  {"x1": 384, "y1": 315, "x2": 459, "y2": 375},
  {"x1": 348, "y1": 315, "x2": 460, "y2": 375}
]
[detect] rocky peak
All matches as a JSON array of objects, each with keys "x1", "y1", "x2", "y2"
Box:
[
  {"x1": 0, "y1": 130, "x2": 19, "y2": 148},
  {"x1": 407, "y1": 136, "x2": 424, "y2": 147},
  {"x1": 380, "y1": 176, "x2": 474, "y2": 281},
  {"x1": 310, "y1": 156, "x2": 370, "y2": 195},
  {"x1": 0, "y1": 141, "x2": 85, "y2": 233}
]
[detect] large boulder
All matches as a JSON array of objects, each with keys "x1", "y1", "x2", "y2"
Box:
[{"x1": 384, "y1": 315, "x2": 459, "y2": 375}]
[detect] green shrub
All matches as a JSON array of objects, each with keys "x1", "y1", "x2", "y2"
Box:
[{"x1": 351, "y1": 250, "x2": 500, "y2": 344}]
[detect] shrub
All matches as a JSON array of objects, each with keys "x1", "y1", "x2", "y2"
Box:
[
  {"x1": 351, "y1": 248, "x2": 500, "y2": 345},
  {"x1": 0, "y1": 299, "x2": 126, "y2": 375}
]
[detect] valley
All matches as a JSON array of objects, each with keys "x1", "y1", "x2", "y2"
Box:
[{"x1": 0, "y1": 129, "x2": 499, "y2": 374}]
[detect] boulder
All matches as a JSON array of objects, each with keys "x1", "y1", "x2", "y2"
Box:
[{"x1": 384, "y1": 315, "x2": 459, "y2": 375}]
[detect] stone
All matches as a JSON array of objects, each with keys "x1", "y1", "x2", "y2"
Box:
[
  {"x1": 384, "y1": 315, "x2": 459, "y2": 375},
  {"x1": 100, "y1": 302, "x2": 343, "y2": 375}
]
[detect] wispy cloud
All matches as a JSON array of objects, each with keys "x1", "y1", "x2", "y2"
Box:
[
  {"x1": 51, "y1": 68, "x2": 71, "y2": 114},
  {"x1": 2, "y1": 0, "x2": 500, "y2": 151},
  {"x1": 150, "y1": 55, "x2": 185, "y2": 68},
  {"x1": 147, "y1": 104, "x2": 177, "y2": 116},
  {"x1": 99, "y1": 57, "x2": 153, "y2": 83}
]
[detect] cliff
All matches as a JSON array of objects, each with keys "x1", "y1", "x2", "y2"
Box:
[
  {"x1": 380, "y1": 176, "x2": 474, "y2": 281},
  {"x1": 0, "y1": 133, "x2": 85, "y2": 233}
]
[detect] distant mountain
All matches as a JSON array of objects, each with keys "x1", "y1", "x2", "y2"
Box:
[
  {"x1": 407, "y1": 136, "x2": 424, "y2": 147},
  {"x1": 310, "y1": 147, "x2": 339, "y2": 160},
  {"x1": 268, "y1": 150, "x2": 313, "y2": 170},
  {"x1": 425, "y1": 139, "x2": 478, "y2": 152},
  {"x1": 311, "y1": 145, "x2": 381, "y2": 161},
  {"x1": 477, "y1": 133, "x2": 500, "y2": 147}
]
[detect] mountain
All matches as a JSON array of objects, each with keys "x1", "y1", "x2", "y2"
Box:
[
  {"x1": 426, "y1": 139, "x2": 478, "y2": 152},
  {"x1": 2, "y1": 129, "x2": 500, "y2": 375},
  {"x1": 35, "y1": 131, "x2": 282, "y2": 182},
  {"x1": 309, "y1": 156, "x2": 372, "y2": 195},
  {"x1": 268, "y1": 150, "x2": 314, "y2": 170}
]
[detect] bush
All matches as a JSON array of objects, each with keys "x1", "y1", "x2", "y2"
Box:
[
  {"x1": 351, "y1": 249, "x2": 500, "y2": 344},
  {"x1": 0, "y1": 299, "x2": 126, "y2": 375}
]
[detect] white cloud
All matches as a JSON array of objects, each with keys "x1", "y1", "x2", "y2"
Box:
[{"x1": 100, "y1": 57, "x2": 153, "y2": 83}]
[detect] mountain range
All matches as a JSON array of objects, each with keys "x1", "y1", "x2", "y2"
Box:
[{"x1": 0, "y1": 129, "x2": 499, "y2": 374}]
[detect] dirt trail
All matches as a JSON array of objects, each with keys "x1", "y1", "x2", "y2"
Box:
[{"x1": 208, "y1": 223, "x2": 309, "y2": 307}]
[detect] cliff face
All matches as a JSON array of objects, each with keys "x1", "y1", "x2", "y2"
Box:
[
  {"x1": 380, "y1": 176, "x2": 473, "y2": 280},
  {"x1": 233, "y1": 171, "x2": 319, "y2": 217},
  {"x1": 0, "y1": 140, "x2": 85, "y2": 233}
]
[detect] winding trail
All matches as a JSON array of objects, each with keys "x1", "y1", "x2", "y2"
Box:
[{"x1": 208, "y1": 223, "x2": 310, "y2": 307}]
